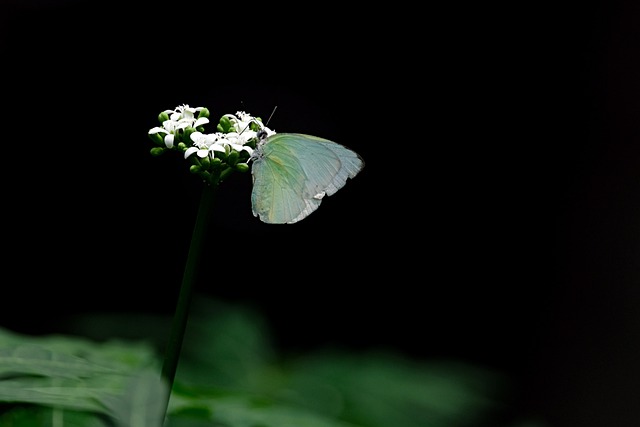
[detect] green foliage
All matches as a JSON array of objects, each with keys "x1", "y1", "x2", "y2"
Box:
[
  {"x1": 0, "y1": 329, "x2": 166, "y2": 426},
  {"x1": 0, "y1": 405, "x2": 110, "y2": 427},
  {"x1": 0, "y1": 298, "x2": 510, "y2": 427}
]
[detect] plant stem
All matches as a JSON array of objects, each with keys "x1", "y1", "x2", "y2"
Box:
[{"x1": 160, "y1": 183, "x2": 217, "y2": 420}]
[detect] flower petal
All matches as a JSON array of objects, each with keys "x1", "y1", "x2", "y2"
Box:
[
  {"x1": 184, "y1": 147, "x2": 198, "y2": 159},
  {"x1": 148, "y1": 127, "x2": 168, "y2": 135},
  {"x1": 164, "y1": 134, "x2": 175, "y2": 148},
  {"x1": 194, "y1": 117, "x2": 209, "y2": 128}
]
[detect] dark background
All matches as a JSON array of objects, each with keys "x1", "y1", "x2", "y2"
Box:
[{"x1": 2, "y1": 1, "x2": 640, "y2": 426}]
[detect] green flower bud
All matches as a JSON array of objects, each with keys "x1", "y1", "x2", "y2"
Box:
[
  {"x1": 227, "y1": 150, "x2": 239, "y2": 166},
  {"x1": 150, "y1": 147, "x2": 165, "y2": 156},
  {"x1": 218, "y1": 115, "x2": 232, "y2": 133},
  {"x1": 200, "y1": 155, "x2": 211, "y2": 169},
  {"x1": 235, "y1": 162, "x2": 249, "y2": 173},
  {"x1": 198, "y1": 107, "x2": 210, "y2": 118},
  {"x1": 250, "y1": 118, "x2": 262, "y2": 132},
  {"x1": 211, "y1": 157, "x2": 222, "y2": 168},
  {"x1": 220, "y1": 166, "x2": 234, "y2": 181},
  {"x1": 148, "y1": 132, "x2": 164, "y2": 146},
  {"x1": 190, "y1": 164, "x2": 201, "y2": 173},
  {"x1": 158, "y1": 111, "x2": 169, "y2": 123}
]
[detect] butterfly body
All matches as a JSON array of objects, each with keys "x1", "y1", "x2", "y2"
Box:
[{"x1": 250, "y1": 132, "x2": 364, "y2": 224}]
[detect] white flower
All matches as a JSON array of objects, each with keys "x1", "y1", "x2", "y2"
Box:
[
  {"x1": 216, "y1": 132, "x2": 254, "y2": 156},
  {"x1": 148, "y1": 104, "x2": 209, "y2": 148},
  {"x1": 170, "y1": 105, "x2": 209, "y2": 127},
  {"x1": 230, "y1": 111, "x2": 257, "y2": 133},
  {"x1": 184, "y1": 131, "x2": 225, "y2": 159}
]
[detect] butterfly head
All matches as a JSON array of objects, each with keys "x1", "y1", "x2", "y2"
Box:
[{"x1": 256, "y1": 128, "x2": 269, "y2": 143}]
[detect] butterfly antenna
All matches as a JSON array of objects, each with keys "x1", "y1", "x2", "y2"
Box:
[{"x1": 265, "y1": 106, "x2": 278, "y2": 126}]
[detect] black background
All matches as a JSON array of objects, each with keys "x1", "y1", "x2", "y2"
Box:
[{"x1": 2, "y1": 1, "x2": 640, "y2": 426}]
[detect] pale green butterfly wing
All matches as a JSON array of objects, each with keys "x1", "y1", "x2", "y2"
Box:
[
  {"x1": 251, "y1": 133, "x2": 364, "y2": 224},
  {"x1": 251, "y1": 135, "x2": 320, "y2": 224}
]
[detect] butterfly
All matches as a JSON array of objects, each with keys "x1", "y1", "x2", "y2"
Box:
[{"x1": 250, "y1": 129, "x2": 364, "y2": 224}]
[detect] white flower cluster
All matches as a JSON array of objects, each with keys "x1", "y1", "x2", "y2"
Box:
[
  {"x1": 148, "y1": 104, "x2": 209, "y2": 149},
  {"x1": 184, "y1": 111, "x2": 275, "y2": 161},
  {"x1": 148, "y1": 105, "x2": 276, "y2": 162}
]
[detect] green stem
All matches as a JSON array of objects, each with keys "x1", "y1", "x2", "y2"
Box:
[{"x1": 160, "y1": 183, "x2": 217, "y2": 420}]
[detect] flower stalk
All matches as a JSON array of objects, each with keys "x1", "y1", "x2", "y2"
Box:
[{"x1": 160, "y1": 183, "x2": 217, "y2": 418}]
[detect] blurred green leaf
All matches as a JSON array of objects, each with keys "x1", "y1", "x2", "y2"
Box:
[
  {"x1": 0, "y1": 327, "x2": 166, "y2": 426},
  {"x1": 167, "y1": 394, "x2": 361, "y2": 427},
  {"x1": 0, "y1": 327, "x2": 159, "y2": 370},
  {"x1": 276, "y1": 350, "x2": 507, "y2": 427},
  {"x1": 0, "y1": 345, "x2": 118, "y2": 379},
  {"x1": 0, "y1": 405, "x2": 110, "y2": 427},
  {"x1": 101, "y1": 367, "x2": 168, "y2": 427},
  {"x1": 174, "y1": 299, "x2": 277, "y2": 392}
]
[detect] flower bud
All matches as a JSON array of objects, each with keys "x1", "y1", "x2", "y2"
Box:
[
  {"x1": 227, "y1": 150, "x2": 239, "y2": 166},
  {"x1": 200, "y1": 155, "x2": 211, "y2": 169},
  {"x1": 250, "y1": 119, "x2": 262, "y2": 132},
  {"x1": 220, "y1": 166, "x2": 234, "y2": 181},
  {"x1": 235, "y1": 162, "x2": 249, "y2": 173},
  {"x1": 148, "y1": 132, "x2": 164, "y2": 146},
  {"x1": 189, "y1": 164, "x2": 201, "y2": 173},
  {"x1": 158, "y1": 111, "x2": 169, "y2": 123},
  {"x1": 150, "y1": 147, "x2": 165, "y2": 156},
  {"x1": 198, "y1": 108, "x2": 210, "y2": 119},
  {"x1": 217, "y1": 116, "x2": 232, "y2": 133}
]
